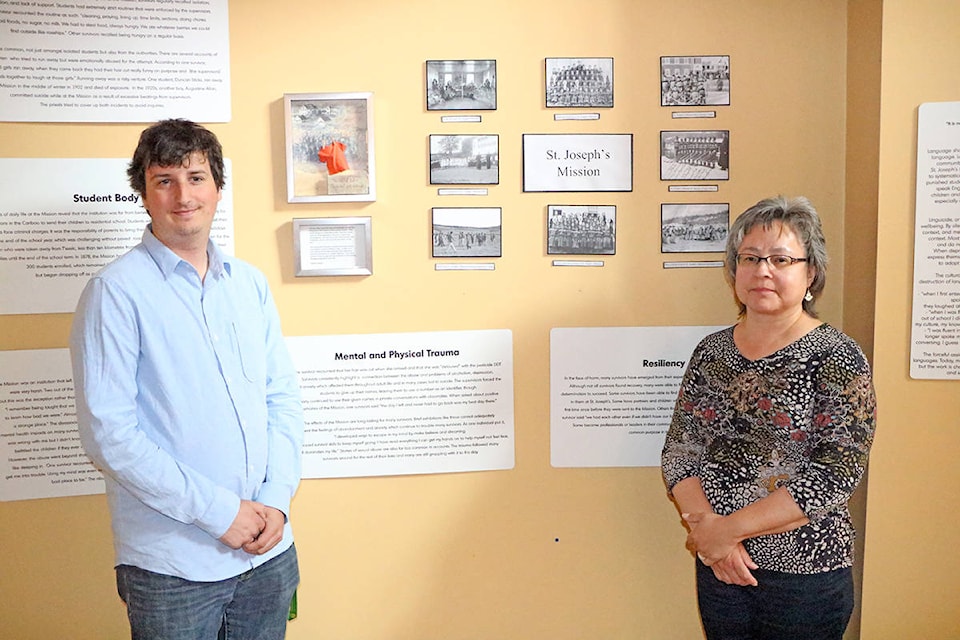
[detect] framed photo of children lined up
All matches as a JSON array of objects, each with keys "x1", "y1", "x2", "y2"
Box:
[
  {"x1": 545, "y1": 57, "x2": 614, "y2": 109},
  {"x1": 659, "y1": 130, "x2": 729, "y2": 181},
  {"x1": 283, "y1": 92, "x2": 377, "y2": 203},
  {"x1": 547, "y1": 204, "x2": 617, "y2": 255}
]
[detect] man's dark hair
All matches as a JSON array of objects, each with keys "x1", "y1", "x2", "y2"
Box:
[{"x1": 127, "y1": 119, "x2": 226, "y2": 196}]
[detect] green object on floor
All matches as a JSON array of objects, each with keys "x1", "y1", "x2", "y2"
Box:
[{"x1": 288, "y1": 589, "x2": 298, "y2": 621}]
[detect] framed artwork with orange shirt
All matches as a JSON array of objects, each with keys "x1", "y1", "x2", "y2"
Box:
[{"x1": 283, "y1": 92, "x2": 376, "y2": 203}]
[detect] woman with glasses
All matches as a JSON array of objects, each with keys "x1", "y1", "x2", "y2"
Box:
[{"x1": 661, "y1": 196, "x2": 877, "y2": 640}]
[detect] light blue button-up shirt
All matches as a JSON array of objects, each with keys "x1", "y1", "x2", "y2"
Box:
[{"x1": 70, "y1": 226, "x2": 304, "y2": 581}]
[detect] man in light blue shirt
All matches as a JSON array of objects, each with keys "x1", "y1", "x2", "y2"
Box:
[{"x1": 70, "y1": 119, "x2": 303, "y2": 639}]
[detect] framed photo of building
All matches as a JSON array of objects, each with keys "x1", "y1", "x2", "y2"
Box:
[
  {"x1": 426, "y1": 60, "x2": 497, "y2": 111},
  {"x1": 545, "y1": 57, "x2": 614, "y2": 108},
  {"x1": 432, "y1": 207, "x2": 502, "y2": 258},
  {"x1": 547, "y1": 205, "x2": 616, "y2": 255},
  {"x1": 283, "y1": 92, "x2": 376, "y2": 203},
  {"x1": 429, "y1": 134, "x2": 499, "y2": 185},
  {"x1": 660, "y1": 203, "x2": 729, "y2": 253},
  {"x1": 660, "y1": 130, "x2": 729, "y2": 181},
  {"x1": 660, "y1": 55, "x2": 730, "y2": 107},
  {"x1": 293, "y1": 217, "x2": 373, "y2": 276}
]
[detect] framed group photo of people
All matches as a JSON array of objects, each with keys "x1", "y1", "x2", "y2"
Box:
[
  {"x1": 429, "y1": 134, "x2": 499, "y2": 185},
  {"x1": 426, "y1": 59, "x2": 497, "y2": 111},
  {"x1": 660, "y1": 55, "x2": 730, "y2": 107},
  {"x1": 660, "y1": 130, "x2": 729, "y2": 181},
  {"x1": 432, "y1": 207, "x2": 502, "y2": 258},
  {"x1": 660, "y1": 203, "x2": 729, "y2": 253},
  {"x1": 283, "y1": 92, "x2": 376, "y2": 203},
  {"x1": 547, "y1": 204, "x2": 616, "y2": 255},
  {"x1": 545, "y1": 57, "x2": 614, "y2": 108}
]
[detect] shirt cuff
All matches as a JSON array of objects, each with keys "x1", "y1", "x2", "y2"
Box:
[
  {"x1": 195, "y1": 488, "x2": 242, "y2": 539},
  {"x1": 256, "y1": 482, "x2": 292, "y2": 521}
]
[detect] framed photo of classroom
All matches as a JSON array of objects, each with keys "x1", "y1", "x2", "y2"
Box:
[
  {"x1": 660, "y1": 203, "x2": 729, "y2": 253},
  {"x1": 283, "y1": 92, "x2": 376, "y2": 203},
  {"x1": 426, "y1": 59, "x2": 497, "y2": 111},
  {"x1": 429, "y1": 134, "x2": 499, "y2": 185},
  {"x1": 545, "y1": 57, "x2": 614, "y2": 108},
  {"x1": 660, "y1": 55, "x2": 730, "y2": 107},
  {"x1": 659, "y1": 130, "x2": 729, "y2": 181},
  {"x1": 293, "y1": 217, "x2": 373, "y2": 276},
  {"x1": 547, "y1": 204, "x2": 616, "y2": 255},
  {"x1": 432, "y1": 207, "x2": 502, "y2": 258}
]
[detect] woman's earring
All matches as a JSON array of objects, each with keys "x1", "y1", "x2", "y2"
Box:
[{"x1": 804, "y1": 290, "x2": 813, "y2": 302}]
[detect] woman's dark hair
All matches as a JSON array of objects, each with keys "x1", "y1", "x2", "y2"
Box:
[
  {"x1": 127, "y1": 119, "x2": 225, "y2": 196},
  {"x1": 724, "y1": 195, "x2": 828, "y2": 317}
]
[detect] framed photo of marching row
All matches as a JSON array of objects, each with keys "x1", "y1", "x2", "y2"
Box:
[{"x1": 659, "y1": 130, "x2": 729, "y2": 182}]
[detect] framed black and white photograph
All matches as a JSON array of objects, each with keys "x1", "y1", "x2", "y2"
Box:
[
  {"x1": 660, "y1": 55, "x2": 730, "y2": 107},
  {"x1": 426, "y1": 60, "x2": 497, "y2": 111},
  {"x1": 429, "y1": 134, "x2": 499, "y2": 185},
  {"x1": 660, "y1": 130, "x2": 729, "y2": 181},
  {"x1": 660, "y1": 203, "x2": 729, "y2": 253},
  {"x1": 283, "y1": 92, "x2": 376, "y2": 203},
  {"x1": 293, "y1": 217, "x2": 373, "y2": 276},
  {"x1": 545, "y1": 57, "x2": 614, "y2": 108},
  {"x1": 432, "y1": 207, "x2": 502, "y2": 258},
  {"x1": 547, "y1": 205, "x2": 616, "y2": 255}
]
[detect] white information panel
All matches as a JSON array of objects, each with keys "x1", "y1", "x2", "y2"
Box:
[
  {"x1": 0, "y1": 348, "x2": 103, "y2": 502},
  {"x1": 911, "y1": 101, "x2": 960, "y2": 378},
  {"x1": 0, "y1": 0, "x2": 231, "y2": 122},
  {"x1": 551, "y1": 326, "x2": 724, "y2": 468},
  {"x1": 290, "y1": 329, "x2": 516, "y2": 479}
]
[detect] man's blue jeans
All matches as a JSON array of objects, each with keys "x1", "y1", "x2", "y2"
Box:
[
  {"x1": 696, "y1": 558, "x2": 853, "y2": 640},
  {"x1": 116, "y1": 545, "x2": 299, "y2": 640}
]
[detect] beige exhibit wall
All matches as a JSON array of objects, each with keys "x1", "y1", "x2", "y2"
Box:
[
  {"x1": 0, "y1": 1, "x2": 859, "y2": 638},
  {"x1": 860, "y1": 0, "x2": 960, "y2": 637}
]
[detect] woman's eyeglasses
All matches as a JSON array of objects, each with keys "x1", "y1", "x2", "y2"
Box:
[{"x1": 735, "y1": 254, "x2": 808, "y2": 269}]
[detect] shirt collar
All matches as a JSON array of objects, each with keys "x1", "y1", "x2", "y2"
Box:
[{"x1": 141, "y1": 224, "x2": 232, "y2": 280}]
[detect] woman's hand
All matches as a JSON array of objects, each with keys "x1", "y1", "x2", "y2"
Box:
[
  {"x1": 706, "y1": 543, "x2": 759, "y2": 586},
  {"x1": 683, "y1": 511, "x2": 738, "y2": 561},
  {"x1": 683, "y1": 512, "x2": 759, "y2": 586}
]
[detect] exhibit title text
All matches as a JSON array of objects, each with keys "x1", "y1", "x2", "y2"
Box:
[
  {"x1": 335, "y1": 348, "x2": 461, "y2": 361},
  {"x1": 546, "y1": 148, "x2": 611, "y2": 178},
  {"x1": 642, "y1": 359, "x2": 685, "y2": 368},
  {"x1": 73, "y1": 192, "x2": 141, "y2": 204}
]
